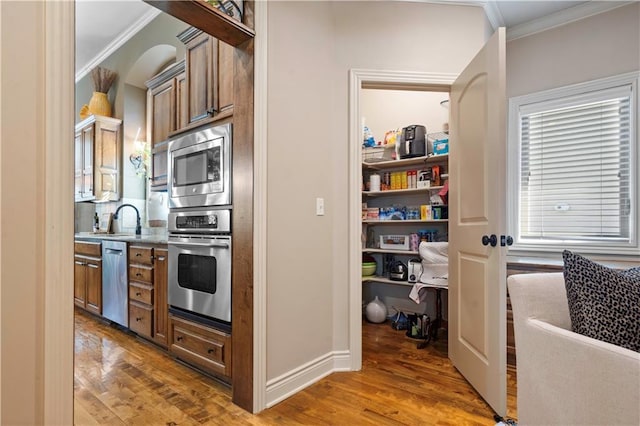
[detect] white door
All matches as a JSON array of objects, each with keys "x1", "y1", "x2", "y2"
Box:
[{"x1": 448, "y1": 28, "x2": 508, "y2": 416}]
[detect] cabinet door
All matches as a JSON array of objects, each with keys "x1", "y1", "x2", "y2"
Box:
[
  {"x1": 185, "y1": 33, "x2": 217, "y2": 123},
  {"x1": 82, "y1": 125, "x2": 94, "y2": 199},
  {"x1": 74, "y1": 131, "x2": 83, "y2": 199},
  {"x1": 94, "y1": 120, "x2": 121, "y2": 201},
  {"x1": 176, "y1": 72, "x2": 188, "y2": 130},
  {"x1": 149, "y1": 79, "x2": 176, "y2": 147},
  {"x1": 153, "y1": 248, "x2": 169, "y2": 348},
  {"x1": 85, "y1": 259, "x2": 102, "y2": 316},
  {"x1": 150, "y1": 146, "x2": 168, "y2": 189},
  {"x1": 218, "y1": 40, "x2": 234, "y2": 114},
  {"x1": 74, "y1": 257, "x2": 87, "y2": 308}
]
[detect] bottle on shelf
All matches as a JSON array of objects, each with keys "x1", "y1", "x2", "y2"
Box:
[{"x1": 93, "y1": 212, "x2": 100, "y2": 232}]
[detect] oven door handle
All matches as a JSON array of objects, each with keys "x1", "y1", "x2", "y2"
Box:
[{"x1": 168, "y1": 240, "x2": 230, "y2": 249}]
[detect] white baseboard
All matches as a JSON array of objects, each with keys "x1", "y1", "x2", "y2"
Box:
[{"x1": 265, "y1": 350, "x2": 351, "y2": 408}]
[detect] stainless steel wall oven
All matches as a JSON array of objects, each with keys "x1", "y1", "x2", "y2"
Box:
[{"x1": 168, "y1": 209, "x2": 231, "y2": 324}]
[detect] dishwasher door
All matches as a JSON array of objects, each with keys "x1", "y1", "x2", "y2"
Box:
[{"x1": 102, "y1": 240, "x2": 128, "y2": 327}]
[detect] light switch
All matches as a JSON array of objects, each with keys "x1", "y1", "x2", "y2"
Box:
[{"x1": 316, "y1": 197, "x2": 325, "y2": 216}]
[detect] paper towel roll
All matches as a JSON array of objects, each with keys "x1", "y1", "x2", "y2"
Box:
[{"x1": 370, "y1": 174, "x2": 381, "y2": 192}]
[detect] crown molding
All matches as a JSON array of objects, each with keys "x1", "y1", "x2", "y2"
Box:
[
  {"x1": 506, "y1": 1, "x2": 635, "y2": 41},
  {"x1": 75, "y1": 7, "x2": 162, "y2": 83},
  {"x1": 483, "y1": 0, "x2": 504, "y2": 30}
]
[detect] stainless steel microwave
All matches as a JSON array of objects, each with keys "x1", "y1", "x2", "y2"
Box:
[{"x1": 167, "y1": 123, "x2": 231, "y2": 208}]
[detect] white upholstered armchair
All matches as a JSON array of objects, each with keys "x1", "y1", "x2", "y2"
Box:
[{"x1": 507, "y1": 272, "x2": 640, "y2": 426}]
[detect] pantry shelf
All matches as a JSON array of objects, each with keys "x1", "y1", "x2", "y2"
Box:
[
  {"x1": 362, "y1": 154, "x2": 448, "y2": 170},
  {"x1": 363, "y1": 248, "x2": 419, "y2": 255},
  {"x1": 362, "y1": 275, "x2": 415, "y2": 286},
  {"x1": 363, "y1": 186, "x2": 444, "y2": 197},
  {"x1": 363, "y1": 219, "x2": 448, "y2": 225}
]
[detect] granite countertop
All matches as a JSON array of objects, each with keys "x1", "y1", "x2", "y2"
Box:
[{"x1": 75, "y1": 232, "x2": 168, "y2": 245}]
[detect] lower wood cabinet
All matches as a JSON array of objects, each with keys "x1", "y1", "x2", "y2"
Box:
[
  {"x1": 74, "y1": 241, "x2": 102, "y2": 316},
  {"x1": 128, "y1": 244, "x2": 169, "y2": 348},
  {"x1": 169, "y1": 314, "x2": 232, "y2": 382}
]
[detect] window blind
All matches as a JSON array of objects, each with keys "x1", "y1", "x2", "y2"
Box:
[{"x1": 519, "y1": 86, "x2": 632, "y2": 243}]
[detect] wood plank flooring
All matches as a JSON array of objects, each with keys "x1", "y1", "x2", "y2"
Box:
[{"x1": 75, "y1": 308, "x2": 517, "y2": 425}]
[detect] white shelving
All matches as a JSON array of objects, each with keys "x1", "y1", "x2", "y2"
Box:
[
  {"x1": 362, "y1": 219, "x2": 448, "y2": 225},
  {"x1": 363, "y1": 186, "x2": 444, "y2": 197},
  {"x1": 362, "y1": 248, "x2": 419, "y2": 255},
  {"x1": 363, "y1": 154, "x2": 448, "y2": 170}
]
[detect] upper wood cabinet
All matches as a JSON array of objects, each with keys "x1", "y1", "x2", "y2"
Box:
[
  {"x1": 74, "y1": 115, "x2": 122, "y2": 202},
  {"x1": 218, "y1": 40, "x2": 234, "y2": 115},
  {"x1": 177, "y1": 27, "x2": 234, "y2": 126},
  {"x1": 145, "y1": 60, "x2": 185, "y2": 190},
  {"x1": 179, "y1": 27, "x2": 218, "y2": 124}
]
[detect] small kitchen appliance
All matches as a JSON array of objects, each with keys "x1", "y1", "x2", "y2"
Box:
[
  {"x1": 398, "y1": 125, "x2": 427, "y2": 159},
  {"x1": 407, "y1": 258, "x2": 423, "y2": 283},
  {"x1": 168, "y1": 122, "x2": 232, "y2": 209},
  {"x1": 389, "y1": 260, "x2": 408, "y2": 281}
]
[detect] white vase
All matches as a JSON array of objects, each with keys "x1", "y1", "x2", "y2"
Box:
[{"x1": 365, "y1": 296, "x2": 387, "y2": 323}]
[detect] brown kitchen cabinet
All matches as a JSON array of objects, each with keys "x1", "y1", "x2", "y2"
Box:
[
  {"x1": 74, "y1": 241, "x2": 102, "y2": 316},
  {"x1": 145, "y1": 61, "x2": 185, "y2": 191},
  {"x1": 127, "y1": 244, "x2": 169, "y2": 348},
  {"x1": 180, "y1": 27, "x2": 218, "y2": 124},
  {"x1": 74, "y1": 115, "x2": 122, "y2": 202},
  {"x1": 153, "y1": 248, "x2": 169, "y2": 348},
  {"x1": 169, "y1": 314, "x2": 232, "y2": 382},
  {"x1": 178, "y1": 27, "x2": 235, "y2": 126},
  {"x1": 217, "y1": 40, "x2": 234, "y2": 114}
]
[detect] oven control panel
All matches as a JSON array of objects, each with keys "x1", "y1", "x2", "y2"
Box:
[{"x1": 169, "y1": 209, "x2": 231, "y2": 233}]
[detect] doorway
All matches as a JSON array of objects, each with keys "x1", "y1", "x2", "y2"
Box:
[{"x1": 347, "y1": 69, "x2": 456, "y2": 369}]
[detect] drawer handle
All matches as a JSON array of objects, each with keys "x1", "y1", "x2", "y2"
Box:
[
  {"x1": 207, "y1": 348, "x2": 215, "y2": 354},
  {"x1": 136, "y1": 253, "x2": 142, "y2": 257},
  {"x1": 135, "y1": 292, "x2": 142, "y2": 297},
  {"x1": 136, "y1": 272, "x2": 142, "y2": 277},
  {"x1": 176, "y1": 336, "x2": 183, "y2": 341},
  {"x1": 136, "y1": 317, "x2": 143, "y2": 322}
]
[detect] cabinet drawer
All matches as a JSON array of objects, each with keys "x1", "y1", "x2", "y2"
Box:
[
  {"x1": 169, "y1": 315, "x2": 231, "y2": 379},
  {"x1": 129, "y1": 282, "x2": 153, "y2": 305},
  {"x1": 129, "y1": 246, "x2": 154, "y2": 265},
  {"x1": 129, "y1": 265, "x2": 153, "y2": 284},
  {"x1": 75, "y1": 241, "x2": 101, "y2": 257},
  {"x1": 129, "y1": 301, "x2": 153, "y2": 338}
]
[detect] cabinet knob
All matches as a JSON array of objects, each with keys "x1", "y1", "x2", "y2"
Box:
[
  {"x1": 176, "y1": 336, "x2": 183, "y2": 342},
  {"x1": 135, "y1": 292, "x2": 141, "y2": 297},
  {"x1": 136, "y1": 253, "x2": 142, "y2": 257},
  {"x1": 136, "y1": 317, "x2": 143, "y2": 322},
  {"x1": 136, "y1": 272, "x2": 142, "y2": 277},
  {"x1": 208, "y1": 348, "x2": 215, "y2": 354}
]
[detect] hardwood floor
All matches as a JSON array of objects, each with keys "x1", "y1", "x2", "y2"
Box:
[{"x1": 75, "y1": 308, "x2": 517, "y2": 425}]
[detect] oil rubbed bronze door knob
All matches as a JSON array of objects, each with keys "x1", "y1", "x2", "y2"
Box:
[{"x1": 481, "y1": 234, "x2": 497, "y2": 247}]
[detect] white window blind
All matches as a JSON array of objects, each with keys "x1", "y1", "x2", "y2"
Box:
[{"x1": 518, "y1": 84, "x2": 634, "y2": 246}]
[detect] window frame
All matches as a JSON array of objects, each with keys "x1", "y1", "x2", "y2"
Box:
[{"x1": 508, "y1": 72, "x2": 640, "y2": 257}]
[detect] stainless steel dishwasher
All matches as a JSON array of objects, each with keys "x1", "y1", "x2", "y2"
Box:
[{"x1": 102, "y1": 240, "x2": 128, "y2": 327}]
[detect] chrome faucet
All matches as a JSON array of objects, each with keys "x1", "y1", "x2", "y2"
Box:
[{"x1": 113, "y1": 204, "x2": 141, "y2": 235}]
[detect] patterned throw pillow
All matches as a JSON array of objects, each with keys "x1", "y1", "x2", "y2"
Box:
[{"x1": 562, "y1": 250, "x2": 640, "y2": 352}]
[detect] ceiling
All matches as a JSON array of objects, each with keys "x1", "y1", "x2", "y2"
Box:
[{"x1": 75, "y1": 0, "x2": 632, "y2": 82}]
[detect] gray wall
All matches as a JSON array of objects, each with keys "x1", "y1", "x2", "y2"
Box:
[
  {"x1": 506, "y1": 3, "x2": 640, "y2": 98},
  {"x1": 266, "y1": 0, "x2": 489, "y2": 382}
]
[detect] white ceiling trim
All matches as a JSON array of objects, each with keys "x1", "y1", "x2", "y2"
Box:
[
  {"x1": 483, "y1": 1, "x2": 504, "y2": 30},
  {"x1": 75, "y1": 7, "x2": 162, "y2": 83},
  {"x1": 505, "y1": 1, "x2": 635, "y2": 41}
]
